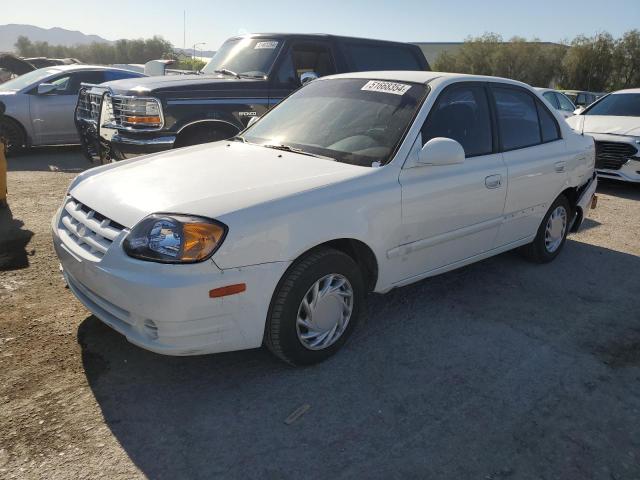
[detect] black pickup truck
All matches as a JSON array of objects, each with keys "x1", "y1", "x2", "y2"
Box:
[{"x1": 76, "y1": 33, "x2": 430, "y2": 162}]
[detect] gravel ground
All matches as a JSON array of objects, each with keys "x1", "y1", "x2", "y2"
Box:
[{"x1": 1, "y1": 147, "x2": 639, "y2": 480}]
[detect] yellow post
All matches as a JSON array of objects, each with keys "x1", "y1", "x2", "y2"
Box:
[{"x1": 0, "y1": 138, "x2": 7, "y2": 207}]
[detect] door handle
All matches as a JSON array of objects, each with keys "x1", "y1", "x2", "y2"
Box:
[
  {"x1": 555, "y1": 161, "x2": 567, "y2": 172},
  {"x1": 485, "y1": 174, "x2": 502, "y2": 189}
]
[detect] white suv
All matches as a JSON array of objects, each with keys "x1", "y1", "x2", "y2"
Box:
[
  {"x1": 567, "y1": 89, "x2": 640, "y2": 183},
  {"x1": 52, "y1": 72, "x2": 597, "y2": 365}
]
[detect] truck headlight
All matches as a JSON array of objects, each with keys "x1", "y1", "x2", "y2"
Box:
[
  {"x1": 123, "y1": 214, "x2": 227, "y2": 263},
  {"x1": 116, "y1": 97, "x2": 163, "y2": 128}
]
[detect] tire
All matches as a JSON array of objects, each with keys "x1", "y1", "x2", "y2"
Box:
[
  {"x1": 174, "y1": 126, "x2": 236, "y2": 148},
  {"x1": 0, "y1": 117, "x2": 26, "y2": 155},
  {"x1": 520, "y1": 195, "x2": 571, "y2": 263},
  {"x1": 265, "y1": 247, "x2": 365, "y2": 366}
]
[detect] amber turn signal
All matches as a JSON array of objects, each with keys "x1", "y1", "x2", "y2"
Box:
[
  {"x1": 124, "y1": 116, "x2": 162, "y2": 125},
  {"x1": 182, "y1": 222, "x2": 226, "y2": 262},
  {"x1": 209, "y1": 284, "x2": 246, "y2": 298}
]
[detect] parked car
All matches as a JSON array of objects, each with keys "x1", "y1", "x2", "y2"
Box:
[
  {"x1": 561, "y1": 90, "x2": 599, "y2": 109},
  {"x1": 0, "y1": 65, "x2": 145, "y2": 153},
  {"x1": 566, "y1": 89, "x2": 640, "y2": 183},
  {"x1": 536, "y1": 88, "x2": 577, "y2": 118},
  {"x1": 75, "y1": 33, "x2": 430, "y2": 163},
  {"x1": 53, "y1": 71, "x2": 597, "y2": 365}
]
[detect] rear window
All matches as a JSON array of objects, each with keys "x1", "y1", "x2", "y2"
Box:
[{"x1": 344, "y1": 43, "x2": 422, "y2": 71}]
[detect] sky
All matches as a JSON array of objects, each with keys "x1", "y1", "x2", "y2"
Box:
[{"x1": 4, "y1": 0, "x2": 640, "y2": 50}]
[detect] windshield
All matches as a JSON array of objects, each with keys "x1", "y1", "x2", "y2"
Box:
[
  {"x1": 201, "y1": 37, "x2": 281, "y2": 77},
  {"x1": 584, "y1": 93, "x2": 640, "y2": 116},
  {"x1": 242, "y1": 78, "x2": 428, "y2": 166},
  {"x1": 0, "y1": 68, "x2": 59, "y2": 92}
]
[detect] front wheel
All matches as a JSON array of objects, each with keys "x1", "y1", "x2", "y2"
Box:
[
  {"x1": 520, "y1": 195, "x2": 571, "y2": 263},
  {"x1": 0, "y1": 117, "x2": 26, "y2": 155},
  {"x1": 264, "y1": 248, "x2": 365, "y2": 366}
]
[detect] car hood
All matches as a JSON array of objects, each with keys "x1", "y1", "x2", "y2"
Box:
[
  {"x1": 70, "y1": 142, "x2": 371, "y2": 228},
  {"x1": 567, "y1": 115, "x2": 640, "y2": 136},
  {"x1": 102, "y1": 74, "x2": 267, "y2": 95}
]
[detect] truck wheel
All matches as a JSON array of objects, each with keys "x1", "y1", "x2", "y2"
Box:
[
  {"x1": 265, "y1": 247, "x2": 365, "y2": 366},
  {"x1": 174, "y1": 125, "x2": 236, "y2": 148},
  {"x1": 0, "y1": 117, "x2": 26, "y2": 155},
  {"x1": 520, "y1": 195, "x2": 571, "y2": 263}
]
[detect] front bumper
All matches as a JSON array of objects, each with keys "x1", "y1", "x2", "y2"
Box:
[
  {"x1": 77, "y1": 118, "x2": 175, "y2": 162},
  {"x1": 597, "y1": 157, "x2": 640, "y2": 183},
  {"x1": 52, "y1": 211, "x2": 290, "y2": 355}
]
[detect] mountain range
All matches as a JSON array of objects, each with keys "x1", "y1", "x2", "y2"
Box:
[{"x1": 0, "y1": 24, "x2": 112, "y2": 52}]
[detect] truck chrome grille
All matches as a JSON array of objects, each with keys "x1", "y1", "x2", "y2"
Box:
[
  {"x1": 76, "y1": 88, "x2": 103, "y2": 123},
  {"x1": 58, "y1": 197, "x2": 125, "y2": 261},
  {"x1": 595, "y1": 141, "x2": 637, "y2": 171}
]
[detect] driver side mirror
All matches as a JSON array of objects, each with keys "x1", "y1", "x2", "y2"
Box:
[
  {"x1": 37, "y1": 83, "x2": 59, "y2": 95},
  {"x1": 299, "y1": 71, "x2": 319, "y2": 86},
  {"x1": 418, "y1": 137, "x2": 465, "y2": 166}
]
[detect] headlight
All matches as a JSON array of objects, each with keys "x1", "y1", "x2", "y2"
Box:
[
  {"x1": 123, "y1": 214, "x2": 227, "y2": 263},
  {"x1": 116, "y1": 96, "x2": 163, "y2": 129}
]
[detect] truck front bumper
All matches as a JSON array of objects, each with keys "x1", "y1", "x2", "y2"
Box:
[{"x1": 52, "y1": 211, "x2": 290, "y2": 356}]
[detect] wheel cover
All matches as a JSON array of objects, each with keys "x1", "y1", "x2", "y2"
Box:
[
  {"x1": 296, "y1": 273, "x2": 354, "y2": 351},
  {"x1": 545, "y1": 206, "x2": 567, "y2": 253}
]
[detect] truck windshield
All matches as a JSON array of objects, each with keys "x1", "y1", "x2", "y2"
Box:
[
  {"x1": 201, "y1": 38, "x2": 281, "y2": 77},
  {"x1": 584, "y1": 93, "x2": 640, "y2": 117},
  {"x1": 242, "y1": 78, "x2": 428, "y2": 167}
]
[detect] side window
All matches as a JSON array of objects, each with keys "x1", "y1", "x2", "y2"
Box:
[
  {"x1": 48, "y1": 71, "x2": 105, "y2": 95},
  {"x1": 556, "y1": 93, "x2": 575, "y2": 111},
  {"x1": 493, "y1": 87, "x2": 541, "y2": 151},
  {"x1": 421, "y1": 84, "x2": 493, "y2": 157},
  {"x1": 543, "y1": 91, "x2": 559, "y2": 108},
  {"x1": 345, "y1": 44, "x2": 421, "y2": 71},
  {"x1": 536, "y1": 99, "x2": 561, "y2": 143},
  {"x1": 276, "y1": 42, "x2": 336, "y2": 87},
  {"x1": 576, "y1": 93, "x2": 587, "y2": 106}
]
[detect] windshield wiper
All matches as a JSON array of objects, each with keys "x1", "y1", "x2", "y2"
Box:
[
  {"x1": 262, "y1": 144, "x2": 334, "y2": 161},
  {"x1": 213, "y1": 68, "x2": 241, "y2": 79}
]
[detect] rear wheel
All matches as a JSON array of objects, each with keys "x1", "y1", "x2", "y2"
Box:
[
  {"x1": 0, "y1": 117, "x2": 26, "y2": 155},
  {"x1": 265, "y1": 248, "x2": 365, "y2": 366},
  {"x1": 520, "y1": 195, "x2": 571, "y2": 263}
]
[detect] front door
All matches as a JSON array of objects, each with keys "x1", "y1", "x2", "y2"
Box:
[
  {"x1": 393, "y1": 83, "x2": 507, "y2": 283},
  {"x1": 29, "y1": 70, "x2": 105, "y2": 145}
]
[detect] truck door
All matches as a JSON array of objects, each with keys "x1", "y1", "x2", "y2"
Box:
[{"x1": 269, "y1": 41, "x2": 337, "y2": 107}]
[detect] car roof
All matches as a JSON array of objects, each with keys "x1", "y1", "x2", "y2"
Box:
[
  {"x1": 227, "y1": 32, "x2": 419, "y2": 47},
  {"x1": 37, "y1": 64, "x2": 142, "y2": 74},
  {"x1": 323, "y1": 70, "x2": 533, "y2": 89},
  {"x1": 611, "y1": 88, "x2": 640, "y2": 94}
]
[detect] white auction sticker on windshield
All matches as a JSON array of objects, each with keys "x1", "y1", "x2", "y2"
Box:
[
  {"x1": 361, "y1": 80, "x2": 411, "y2": 95},
  {"x1": 255, "y1": 41, "x2": 278, "y2": 49}
]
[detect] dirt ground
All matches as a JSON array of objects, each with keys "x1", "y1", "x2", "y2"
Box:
[{"x1": 1, "y1": 147, "x2": 639, "y2": 480}]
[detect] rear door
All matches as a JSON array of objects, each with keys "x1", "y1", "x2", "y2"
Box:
[
  {"x1": 490, "y1": 84, "x2": 568, "y2": 246},
  {"x1": 269, "y1": 40, "x2": 337, "y2": 107},
  {"x1": 29, "y1": 70, "x2": 105, "y2": 145},
  {"x1": 394, "y1": 82, "x2": 507, "y2": 281}
]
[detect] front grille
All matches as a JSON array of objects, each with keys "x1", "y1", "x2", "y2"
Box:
[
  {"x1": 595, "y1": 141, "x2": 638, "y2": 171},
  {"x1": 76, "y1": 88, "x2": 103, "y2": 123},
  {"x1": 58, "y1": 197, "x2": 125, "y2": 261}
]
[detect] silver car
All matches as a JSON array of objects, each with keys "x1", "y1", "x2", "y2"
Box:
[
  {"x1": 0, "y1": 65, "x2": 144, "y2": 153},
  {"x1": 535, "y1": 88, "x2": 577, "y2": 119}
]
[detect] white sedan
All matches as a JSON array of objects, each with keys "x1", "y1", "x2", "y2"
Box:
[
  {"x1": 535, "y1": 88, "x2": 577, "y2": 119},
  {"x1": 52, "y1": 72, "x2": 597, "y2": 365},
  {"x1": 567, "y1": 89, "x2": 640, "y2": 183}
]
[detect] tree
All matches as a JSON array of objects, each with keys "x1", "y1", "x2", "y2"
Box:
[
  {"x1": 560, "y1": 33, "x2": 615, "y2": 91},
  {"x1": 611, "y1": 30, "x2": 640, "y2": 90}
]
